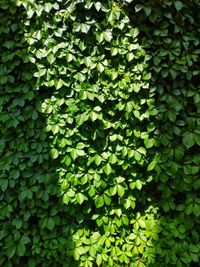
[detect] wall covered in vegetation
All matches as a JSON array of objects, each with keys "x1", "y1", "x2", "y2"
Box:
[{"x1": 0, "y1": 0, "x2": 199, "y2": 266}]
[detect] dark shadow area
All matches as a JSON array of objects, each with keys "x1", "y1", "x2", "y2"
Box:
[
  {"x1": 0, "y1": 2, "x2": 79, "y2": 267},
  {"x1": 126, "y1": 1, "x2": 200, "y2": 266}
]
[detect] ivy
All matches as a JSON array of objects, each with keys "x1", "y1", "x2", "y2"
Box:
[{"x1": 0, "y1": 0, "x2": 200, "y2": 266}]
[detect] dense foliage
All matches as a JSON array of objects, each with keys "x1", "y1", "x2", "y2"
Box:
[{"x1": 0, "y1": 0, "x2": 199, "y2": 266}]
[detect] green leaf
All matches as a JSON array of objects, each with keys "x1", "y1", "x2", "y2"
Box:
[
  {"x1": 44, "y1": 3, "x2": 52, "y2": 13},
  {"x1": 96, "y1": 254, "x2": 102, "y2": 266},
  {"x1": 95, "y1": 196, "x2": 104, "y2": 208},
  {"x1": 137, "y1": 147, "x2": 146, "y2": 156},
  {"x1": 21, "y1": 235, "x2": 30, "y2": 245},
  {"x1": 110, "y1": 186, "x2": 117, "y2": 196},
  {"x1": 97, "y1": 63, "x2": 105, "y2": 73},
  {"x1": 65, "y1": 156, "x2": 72, "y2": 166},
  {"x1": 1, "y1": 179, "x2": 8, "y2": 191},
  {"x1": 28, "y1": 258, "x2": 36, "y2": 267},
  {"x1": 109, "y1": 154, "x2": 117, "y2": 164},
  {"x1": 138, "y1": 260, "x2": 146, "y2": 267},
  {"x1": 0, "y1": 76, "x2": 8, "y2": 84},
  {"x1": 111, "y1": 47, "x2": 118, "y2": 56},
  {"x1": 117, "y1": 185, "x2": 125, "y2": 197},
  {"x1": 116, "y1": 176, "x2": 125, "y2": 184},
  {"x1": 134, "y1": 151, "x2": 141, "y2": 161},
  {"x1": 189, "y1": 244, "x2": 199, "y2": 253},
  {"x1": 84, "y1": 56, "x2": 92, "y2": 67},
  {"x1": 144, "y1": 6, "x2": 151, "y2": 16},
  {"x1": 104, "y1": 163, "x2": 112, "y2": 175},
  {"x1": 81, "y1": 24, "x2": 90, "y2": 33},
  {"x1": 88, "y1": 186, "x2": 96, "y2": 197},
  {"x1": 7, "y1": 244, "x2": 16, "y2": 259},
  {"x1": 10, "y1": 169, "x2": 20, "y2": 179},
  {"x1": 144, "y1": 138, "x2": 154, "y2": 148},
  {"x1": 147, "y1": 161, "x2": 156, "y2": 171},
  {"x1": 66, "y1": 53, "x2": 73, "y2": 62},
  {"x1": 50, "y1": 148, "x2": 59, "y2": 159},
  {"x1": 94, "y1": 2, "x2": 101, "y2": 11},
  {"x1": 70, "y1": 149, "x2": 77, "y2": 160},
  {"x1": 46, "y1": 217, "x2": 55, "y2": 231},
  {"x1": 3, "y1": 40, "x2": 14, "y2": 49},
  {"x1": 193, "y1": 203, "x2": 200, "y2": 217},
  {"x1": 175, "y1": 1, "x2": 183, "y2": 11},
  {"x1": 16, "y1": 243, "x2": 26, "y2": 257},
  {"x1": 103, "y1": 194, "x2": 111, "y2": 205},
  {"x1": 51, "y1": 124, "x2": 59, "y2": 134},
  {"x1": 73, "y1": 248, "x2": 80, "y2": 260},
  {"x1": 76, "y1": 72, "x2": 86, "y2": 82},
  {"x1": 135, "y1": 180, "x2": 142, "y2": 190},
  {"x1": 95, "y1": 155, "x2": 102, "y2": 166},
  {"x1": 143, "y1": 73, "x2": 151, "y2": 80},
  {"x1": 185, "y1": 203, "x2": 193, "y2": 215},
  {"x1": 37, "y1": 68, "x2": 46, "y2": 77},
  {"x1": 138, "y1": 219, "x2": 146, "y2": 228},
  {"x1": 135, "y1": 4, "x2": 143, "y2": 13},
  {"x1": 76, "y1": 149, "x2": 86, "y2": 156},
  {"x1": 192, "y1": 166, "x2": 199, "y2": 175},
  {"x1": 175, "y1": 146, "x2": 185, "y2": 160},
  {"x1": 90, "y1": 111, "x2": 98, "y2": 121},
  {"x1": 194, "y1": 132, "x2": 200, "y2": 145},
  {"x1": 76, "y1": 193, "x2": 85, "y2": 204},
  {"x1": 63, "y1": 194, "x2": 70, "y2": 205},
  {"x1": 47, "y1": 53, "x2": 56, "y2": 64},
  {"x1": 103, "y1": 31, "x2": 112, "y2": 42},
  {"x1": 182, "y1": 132, "x2": 195, "y2": 149},
  {"x1": 127, "y1": 53, "x2": 134, "y2": 62}
]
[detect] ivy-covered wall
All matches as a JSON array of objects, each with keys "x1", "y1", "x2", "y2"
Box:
[
  {"x1": 0, "y1": 0, "x2": 199, "y2": 266},
  {"x1": 131, "y1": 1, "x2": 200, "y2": 266}
]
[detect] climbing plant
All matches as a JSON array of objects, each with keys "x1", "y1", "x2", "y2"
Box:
[{"x1": 0, "y1": 0, "x2": 199, "y2": 266}]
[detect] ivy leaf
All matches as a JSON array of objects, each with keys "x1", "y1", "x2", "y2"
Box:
[
  {"x1": 117, "y1": 185, "x2": 125, "y2": 197},
  {"x1": 7, "y1": 245, "x2": 16, "y2": 259},
  {"x1": 103, "y1": 31, "x2": 112, "y2": 42},
  {"x1": 90, "y1": 111, "x2": 98, "y2": 121},
  {"x1": 50, "y1": 148, "x2": 59, "y2": 159},
  {"x1": 182, "y1": 132, "x2": 195, "y2": 149},
  {"x1": 47, "y1": 53, "x2": 56, "y2": 64},
  {"x1": 147, "y1": 161, "x2": 156, "y2": 171},
  {"x1": 109, "y1": 154, "x2": 117, "y2": 164},
  {"x1": 95, "y1": 196, "x2": 104, "y2": 208},
  {"x1": 134, "y1": 151, "x2": 141, "y2": 161},
  {"x1": 97, "y1": 63, "x2": 105, "y2": 73},
  {"x1": 94, "y1": 2, "x2": 101, "y2": 11},
  {"x1": 96, "y1": 254, "x2": 102, "y2": 266},
  {"x1": 16, "y1": 243, "x2": 26, "y2": 257},
  {"x1": 138, "y1": 219, "x2": 146, "y2": 228},
  {"x1": 194, "y1": 132, "x2": 200, "y2": 145},
  {"x1": 76, "y1": 193, "x2": 85, "y2": 204},
  {"x1": 135, "y1": 180, "x2": 142, "y2": 190},
  {"x1": 21, "y1": 236, "x2": 30, "y2": 245},
  {"x1": 44, "y1": 3, "x2": 52, "y2": 13},
  {"x1": 135, "y1": 4, "x2": 143, "y2": 12},
  {"x1": 46, "y1": 217, "x2": 55, "y2": 231},
  {"x1": 104, "y1": 163, "x2": 112, "y2": 175},
  {"x1": 174, "y1": 1, "x2": 183, "y2": 11}
]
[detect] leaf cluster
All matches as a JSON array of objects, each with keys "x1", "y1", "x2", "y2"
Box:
[{"x1": 0, "y1": 0, "x2": 200, "y2": 266}]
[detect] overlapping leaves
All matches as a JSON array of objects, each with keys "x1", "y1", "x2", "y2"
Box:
[{"x1": 0, "y1": 0, "x2": 200, "y2": 266}]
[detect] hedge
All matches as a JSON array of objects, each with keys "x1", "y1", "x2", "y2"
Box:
[{"x1": 0, "y1": 0, "x2": 199, "y2": 266}]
